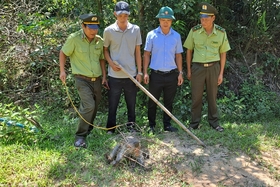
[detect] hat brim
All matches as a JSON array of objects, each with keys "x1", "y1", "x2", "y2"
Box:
[
  {"x1": 200, "y1": 13, "x2": 214, "y2": 18},
  {"x1": 156, "y1": 15, "x2": 176, "y2": 20},
  {"x1": 87, "y1": 24, "x2": 99, "y2": 29},
  {"x1": 116, "y1": 10, "x2": 130, "y2": 15}
]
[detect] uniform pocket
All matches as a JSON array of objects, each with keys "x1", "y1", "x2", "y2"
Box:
[
  {"x1": 92, "y1": 46, "x2": 102, "y2": 56},
  {"x1": 210, "y1": 41, "x2": 220, "y2": 48},
  {"x1": 194, "y1": 40, "x2": 205, "y2": 50},
  {"x1": 76, "y1": 47, "x2": 88, "y2": 53}
]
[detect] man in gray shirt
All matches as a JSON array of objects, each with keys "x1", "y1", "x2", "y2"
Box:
[{"x1": 103, "y1": 1, "x2": 142, "y2": 134}]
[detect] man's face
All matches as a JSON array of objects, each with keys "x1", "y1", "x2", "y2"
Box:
[
  {"x1": 82, "y1": 24, "x2": 98, "y2": 40},
  {"x1": 159, "y1": 18, "x2": 173, "y2": 29},
  {"x1": 115, "y1": 13, "x2": 129, "y2": 24},
  {"x1": 200, "y1": 15, "x2": 215, "y2": 28}
]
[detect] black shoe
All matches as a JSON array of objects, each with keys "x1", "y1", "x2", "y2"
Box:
[
  {"x1": 187, "y1": 127, "x2": 195, "y2": 132},
  {"x1": 164, "y1": 126, "x2": 178, "y2": 132},
  {"x1": 107, "y1": 130, "x2": 114, "y2": 134},
  {"x1": 127, "y1": 123, "x2": 139, "y2": 133},
  {"x1": 74, "y1": 138, "x2": 86, "y2": 148},
  {"x1": 148, "y1": 126, "x2": 155, "y2": 135},
  {"x1": 214, "y1": 125, "x2": 224, "y2": 132},
  {"x1": 106, "y1": 127, "x2": 115, "y2": 134},
  {"x1": 188, "y1": 125, "x2": 199, "y2": 131},
  {"x1": 189, "y1": 124, "x2": 199, "y2": 129}
]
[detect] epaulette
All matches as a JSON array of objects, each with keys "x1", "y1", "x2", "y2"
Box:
[
  {"x1": 95, "y1": 34, "x2": 101, "y2": 40},
  {"x1": 215, "y1": 25, "x2": 225, "y2": 33},
  {"x1": 192, "y1": 24, "x2": 202, "y2": 32},
  {"x1": 95, "y1": 35, "x2": 104, "y2": 42}
]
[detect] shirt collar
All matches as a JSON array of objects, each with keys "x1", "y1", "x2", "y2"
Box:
[
  {"x1": 80, "y1": 29, "x2": 99, "y2": 43},
  {"x1": 199, "y1": 24, "x2": 217, "y2": 35},
  {"x1": 113, "y1": 21, "x2": 133, "y2": 32},
  {"x1": 80, "y1": 29, "x2": 86, "y2": 39},
  {"x1": 81, "y1": 29, "x2": 92, "y2": 42},
  {"x1": 156, "y1": 26, "x2": 173, "y2": 35}
]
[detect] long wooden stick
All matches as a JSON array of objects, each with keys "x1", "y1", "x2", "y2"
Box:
[{"x1": 115, "y1": 62, "x2": 206, "y2": 147}]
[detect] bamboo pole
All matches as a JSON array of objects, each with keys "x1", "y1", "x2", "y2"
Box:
[{"x1": 115, "y1": 62, "x2": 206, "y2": 147}]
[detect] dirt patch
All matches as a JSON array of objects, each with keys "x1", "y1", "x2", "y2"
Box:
[{"x1": 142, "y1": 133, "x2": 280, "y2": 187}]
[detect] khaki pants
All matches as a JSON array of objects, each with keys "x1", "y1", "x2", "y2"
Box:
[
  {"x1": 190, "y1": 62, "x2": 220, "y2": 128},
  {"x1": 74, "y1": 77, "x2": 102, "y2": 138}
]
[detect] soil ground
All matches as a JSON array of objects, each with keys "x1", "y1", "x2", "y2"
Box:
[{"x1": 141, "y1": 132, "x2": 280, "y2": 187}]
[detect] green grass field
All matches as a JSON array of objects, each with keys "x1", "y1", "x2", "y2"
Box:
[{"x1": 1, "y1": 108, "x2": 279, "y2": 186}]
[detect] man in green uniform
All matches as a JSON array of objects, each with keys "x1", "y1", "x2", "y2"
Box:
[
  {"x1": 59, "y1": 14, "x2": 107, "y2": 148},
  {"x1": 183, "y1": 2, "x2": 231, "y2": 132}
]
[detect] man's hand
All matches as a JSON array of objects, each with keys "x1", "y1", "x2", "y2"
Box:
[
  {"x1": 187, "y1": 72, "x2": 191, "y2": 81},
  {"x1": 60, "y1": 71, "x2": 67, "y2": 84},
  {"x1": 143, "y1": 74, "x2": 149, "y2": 84},
  {"x1": 111, "y1": 63, "x2": 121, "y2": 71},
  {"x1": 102, "y1": 82, "x2": 110, "y2": 90},
  {"x1": 136, "y1": 74, "x2": 142, "y2": 83},
  {"x1": 218, "y1": 74, "x2": 223, "y2": 85},
  {"x1": 178, "y1": 74, "x2": 183, "y2": 86}
]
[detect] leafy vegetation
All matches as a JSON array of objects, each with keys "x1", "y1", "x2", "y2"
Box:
[
  {"x1": 1, "y1": 0, "x2": 279, "y2": 111},
  {"x1": 1, "y1": 0, "x2": 280, "y2": 186}
]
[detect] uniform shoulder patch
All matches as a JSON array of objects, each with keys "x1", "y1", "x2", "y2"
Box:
[
  {"x1": 215, "y1": 25, "x2": 225, "y2": 33},
  {"x1": 192, "y1": 24, "x2": 202, "y2": 32}
]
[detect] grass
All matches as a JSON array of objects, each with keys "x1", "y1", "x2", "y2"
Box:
[{"x1": 1, "y1": 106, "x2": 280, "y2": 186}]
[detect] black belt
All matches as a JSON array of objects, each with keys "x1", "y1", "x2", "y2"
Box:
[
  {"x1": 151, "y1": 69, "x2": 176, "y2": 75},
  {"x1": 74, "y1": 74, "x2": 100, "y2": 82},
  {"x1": 193, "y1": 61, "x2": 219, "y2": 67}
]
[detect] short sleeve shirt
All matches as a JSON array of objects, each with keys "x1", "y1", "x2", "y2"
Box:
[
  {"x1": 61, "y1": 30, "x2": 104, "y2": 77},
  {"x1": 144, "y1": 27, "x2": 183, "y2": 71},
  {"x1": 183, "y1": 24, "x2": 231, "y2": 63},
  {"x1": 103, "y1": 21, "x2": 142, "y2": 78}
]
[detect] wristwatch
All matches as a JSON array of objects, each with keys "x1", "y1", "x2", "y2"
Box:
[
  {"x1": 179, "y1": 71, "x2": 183, "y2": 75},
  {"x1": 138, "y1": 72, "x2": 143, "y2": 76}
]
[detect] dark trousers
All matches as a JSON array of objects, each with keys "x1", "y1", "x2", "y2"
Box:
[
  {"x1": 106, "y1": 76, "x2": 137, "y2": 131},
  {"x1": 190, "y1": 62, "x2": 220, "y2": 128},
  {"x1": 148, "y1": 70, "x2": 178, "y2": 128},
  {"x1": 74, "y1": 77, "x2": 101, "y2": 138}
]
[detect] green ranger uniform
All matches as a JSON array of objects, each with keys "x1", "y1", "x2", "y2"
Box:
[
  {"x1": 183, "y1": 3, "x2": 231, "y2": 130},
  {"x1": 183, "y1": 24, "x2": 230, "y2": 63},
  {"x1": 62, "y1": 30, "x2": 104, "y2": 77},
  {"x1": 60, "y1": 14, "x2": 105, "y2": 146}
]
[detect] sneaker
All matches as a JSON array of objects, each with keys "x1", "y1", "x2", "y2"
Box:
[
  {"x1": 164, "y1": 126, "x2": 178, "y2": 132},
  {"x1": 74, "y1": 138, "x2": 86, "y2": 148}
]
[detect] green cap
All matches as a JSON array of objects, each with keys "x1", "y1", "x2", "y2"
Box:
[
  {"x1": 156, "y1": 6, "x2": 175, "y2": 20},
  {"x1": 79, "y1": 14, "x2": 100, "y2": 29},
  {"x1": 199, "y1": 2, "x2": 218, "y2": 16}
]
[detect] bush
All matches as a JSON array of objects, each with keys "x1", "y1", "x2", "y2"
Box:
[
  {"x1": 0, "y1": 0, "x2": 280, "y2": 124},
  {"x1": 219, "y1": 79, "x2": 280, "y2": 122}
]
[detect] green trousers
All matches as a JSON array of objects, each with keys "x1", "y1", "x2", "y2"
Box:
[
  {"x1": 74, "y1": 77, "x2": 102, "y2": 138},
  {"x1": 189, "y1": 62, "x2": 220, "y2": 128}
]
